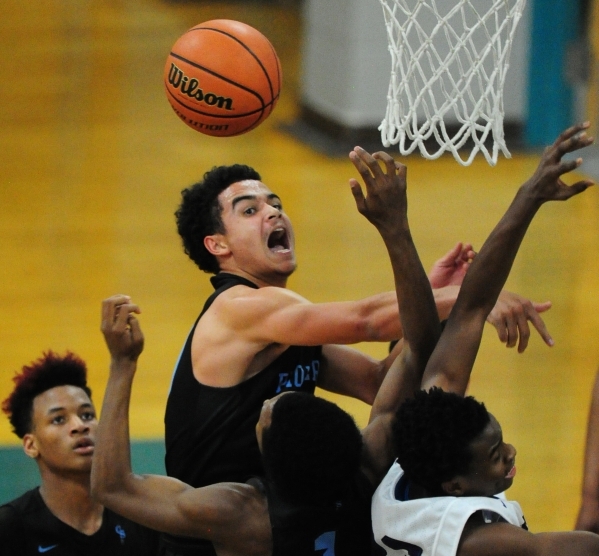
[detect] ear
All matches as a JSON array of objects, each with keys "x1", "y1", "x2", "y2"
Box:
[
  {"x1": 204, "y1": 234, "x2": 230, "y2": 257},
  {"x1": 23, "y1": 433, "x2": 40, "y2": 460},
  {"x1": 441, "y1": 477, "x2": 466, "y2": 496}
]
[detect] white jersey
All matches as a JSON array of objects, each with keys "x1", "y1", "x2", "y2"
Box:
[{"x1": 372, "y1": 462, "x2": 526, "y2": 556}]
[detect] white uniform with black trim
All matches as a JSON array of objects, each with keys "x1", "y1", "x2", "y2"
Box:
[{"x1": 372, "y1": 462, "x2": 526, "y2": 556}]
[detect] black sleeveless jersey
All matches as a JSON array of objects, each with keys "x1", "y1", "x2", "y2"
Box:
[
  {"x1": 255, "y1": 472, "x2": 375, "y2": 556},
  {"x1": 0, "y1": 488, "x2": 159, "y2": 556},
  {"x1": 164, "y1": 273, "x2": 323, "y2": 489}
]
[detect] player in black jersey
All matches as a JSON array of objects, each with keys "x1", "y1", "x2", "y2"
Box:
[
  {"x1": 165, "y1": 150, "x2": 555, "y2": 483},
  {"x1": 92, "y1": 142, "x2": 557, "y2": 556},
  {"x1": 165, "y1": 144, "x2": 555, "y2": 555},
  {"x1": 0, "y1": 352, "x2": 159, "y2": 556}
]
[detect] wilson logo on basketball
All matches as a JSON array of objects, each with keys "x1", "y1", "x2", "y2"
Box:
[{"x1": 167, "y1": 63, "x2": 234, "y2": 110}]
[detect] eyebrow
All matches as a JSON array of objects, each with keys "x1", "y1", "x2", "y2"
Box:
[
  {"x1": 231, "y1": 193, "x2": 281, "y2": 209},
  {"x1": 46, "y1": 402, "x2": 94, "y2": 415}
]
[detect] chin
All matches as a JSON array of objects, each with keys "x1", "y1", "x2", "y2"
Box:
[{"x1": 278, "y1": 261, "x2": 297, "y2": 276}]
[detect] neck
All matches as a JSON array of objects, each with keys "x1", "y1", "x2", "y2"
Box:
[
  {"x1": 38, "y1": 469, "x2": 104, "y2": 534},
  {"x1": 217, "y1": 268, "x2": 289, "y2": 289}
]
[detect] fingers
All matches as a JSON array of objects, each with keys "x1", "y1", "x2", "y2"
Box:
[
  {"x1": 101, "y1": 295, "x2": 130, "y2": 329},
  {"x1": 552, "y1": 123, "x2": 594, "y2": 168},
  {"x1": 504, "y1": 313, "x2": 521, "y2": 350},
  {"x1": 128, "y1": 314, "x2": 144, "y2": 344},
  {"x1": 554, "y1": 121, "x2": 592, "y2": 153},
  {"x1": 101, "y1": 295, "x2": 141, "y2": 333},
  {"x1": 526, "y1": 307, "x2": 554, "y2": 347},
  {"x1": 487, "y1": 295, "x2": 553, "y2": 352},
  {"x1": 349, "y1": 147, "x2": 402, "y2": 185},
  {"x1": 349, "y1": 178, "x2": 366, "y2": 214},
  {"x1": 349, "y1": 147, "x2": 384, "y2": 186},
  {"x1": 439, "y1": 242, "x2": 464, "y2": 264},
  {"x1": 556, "y1": 179, "x2": 595, "y2": 200},
  {"x1": 532, "y1": 300, "x2": 552, "y2": 313}
]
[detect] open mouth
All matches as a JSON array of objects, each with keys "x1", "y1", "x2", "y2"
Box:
[
  {"x1": 267, "y1": 228, "x2": 290, "y2": 252},
  {"x1": 505, "y1": 464, "x2": 516, "y2": 479},
  {"x1": 74, "y1": 438, "x2": 94, "y2": 455}
]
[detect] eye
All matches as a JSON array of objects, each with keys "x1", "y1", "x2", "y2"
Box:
[
  {"x1": 272, "y1": 202, "x2": 283, "y2": 211},
  {"x1": 51, "y1": 415, "x2": 66, "y2": 425},
  {"x1": 243, "y1": 207, "x2": 256, "y2": 215},
  {"x1": 81, "y1": 411, "x2": 96, "y2": 421}
]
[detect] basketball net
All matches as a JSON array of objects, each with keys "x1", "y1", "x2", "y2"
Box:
[{"x1": 378, "y1": 0, "x2": 527, "y2": 166}]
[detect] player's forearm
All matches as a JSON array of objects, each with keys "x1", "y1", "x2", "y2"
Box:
[
  {"x1": 355, "y1": 286, "x2": 457, "y2": 344},
  {"x1": 455, "y1": 186, "x2": 540, "y2": 318},
  {"x1": 536, "y1": 530, "x2": 599, "y2": 555},
  {"x1": 383, "y1": 231, "x2": 439, "y2": 365},
  {"x1": 91, "y1": 360, "x2": 136, "y2": 501}
]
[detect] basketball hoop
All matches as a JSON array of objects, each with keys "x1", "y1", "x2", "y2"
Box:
[{"x1": 378, "y1": 0, "x2": 527, "y2": 166}]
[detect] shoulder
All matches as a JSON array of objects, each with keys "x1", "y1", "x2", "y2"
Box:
[
  {"x1": 0, "y1": 488, "x2": 43, "y2": 523},
  {"x1": 206, "y1": 285, "x2": 309, "y2": 330},
  {"x1": 0, "y1": 489, "x2": 44, "y2": 550},
  {"x1": 0, "y1": 503, "x2": 20, "y2": 533},
  {"x1": 216, "y1": 283, "x2": 305, "y2": 307}
]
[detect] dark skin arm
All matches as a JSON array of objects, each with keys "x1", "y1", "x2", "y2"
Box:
[
  {"x1": 91, "y1": 296, "x2": 271, "y2": 553},
  {"x1": 576, "y1": 367, "x2": 599, "y2": 533},
  {"x1": 345, "y1": 147, "x2": 441, "y2": 486},
  {"x1": 421, "y1": 122, "x2": 594, "y2": 395},
  {"x1": 459, "y1": 517, "x2": 599, "y2": 556}
]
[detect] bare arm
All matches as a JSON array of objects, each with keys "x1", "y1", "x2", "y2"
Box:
[
  {"x1": 421, "y1": 122, "x2": 594, "y2": 395},
  {"x1": 220, "y1": 285, "x2": 402, "y2": 346},
  {"x1": 577, "y1": 368, "x2": 599, "y2": 533},
  {"x1": 342, "y1": 147, "x2": 440, "y2": 485},
  {"x1": 459, "y1": 519, "x2": 599, "y2": 556},
  {"x1": 92, "y1": 295, "x2": 267, "y2": 545}
]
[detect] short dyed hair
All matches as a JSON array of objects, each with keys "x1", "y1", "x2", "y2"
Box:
[
  {"x1": 175, "y1": 164, "x2": 261, "y2": 274},
  {"x1": 393, "y1": 387, "x2": 490, "y2": 494},
  {"x1": 261, "y1": 392, "x2": 363, "y2": 506},
  {"x1": 2, "y1": 351, "x2": 91, "y2": 438}
]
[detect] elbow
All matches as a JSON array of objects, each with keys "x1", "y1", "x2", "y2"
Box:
[
  {"x1": 90, "y1": 467, "x2": 123, "y2": 504},
  {"x1": 90, "y1": 474, "x2": 105, "y2": 503}
]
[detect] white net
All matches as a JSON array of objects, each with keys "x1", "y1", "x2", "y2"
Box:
[{"x1": 378, "y1": 0, "x2": 527, "y2": 166}]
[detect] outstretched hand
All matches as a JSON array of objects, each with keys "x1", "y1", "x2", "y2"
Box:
[
  {"x1": 349, "y1": 147, "x2": 408, "y2": 236},
  {"x1": 486, "y1": 291, "x2": 553, "y2": 353},
  {"x1": 524, "y1": 122, "x2": 594, "y2": 202},
  {"x1": 428, "y1": 242, "x2": 476, "y2": 288},
  {"x1": 101, "y1": 294, "x2": 144, "y2": 363}
]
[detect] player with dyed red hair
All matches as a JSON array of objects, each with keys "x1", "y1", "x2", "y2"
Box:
[{"x1": 0, "y1": 350, "x2": 159, "y2": 556}]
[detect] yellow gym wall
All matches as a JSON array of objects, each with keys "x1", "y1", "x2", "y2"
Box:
[{"x1": 1, "y1": 0, "x2": 598, "y2": 533}]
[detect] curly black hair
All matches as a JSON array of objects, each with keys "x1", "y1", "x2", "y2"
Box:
[
  {"x1": 175, "y1": 164, "x2": 261, "y2": 274},
  {"x1": 2, "y1": 351, "x2": 91, "y2": 438},
  {"x1": 261, "y1": 392, "x2": 363, "y2": 506},
  {"x1": 393, "y1": 387, "x2": 490, "y2": 494}
]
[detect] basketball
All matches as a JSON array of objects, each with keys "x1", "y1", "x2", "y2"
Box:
[{"x1": 164, "y1": 19, "x2": 282, "y2": 137}]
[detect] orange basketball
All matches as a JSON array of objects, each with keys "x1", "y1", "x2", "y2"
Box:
[{"x1": 164, "y1": 20, "x2": 282, "y2": 137}]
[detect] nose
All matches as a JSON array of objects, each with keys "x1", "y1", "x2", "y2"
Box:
[
  {"x1": 505, "y1": 443, "x2": 516, "y2": 462},
  {"x1": 266, "y1": 205, "x2": 282, "y2": 219},
  {"x1": 70, "y1": 415, "x2": 90, "y2": 434}
]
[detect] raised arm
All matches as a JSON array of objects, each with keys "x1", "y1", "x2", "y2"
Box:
[
  {"x1": 577, "y1": 367, "x2": 599, "y2": 533},
  {"x1": 421, "y1": 122, "x2": 594, "y2": 395},
  {"x1": 92, "y1": 295, "x2": 266, "y2": 545},
  {"x1": 459, "y1": 519, "x2": 599, "y2": 556},
  {"x1": 345, "y1": 147, "x2": 441, "y2": 484}
]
